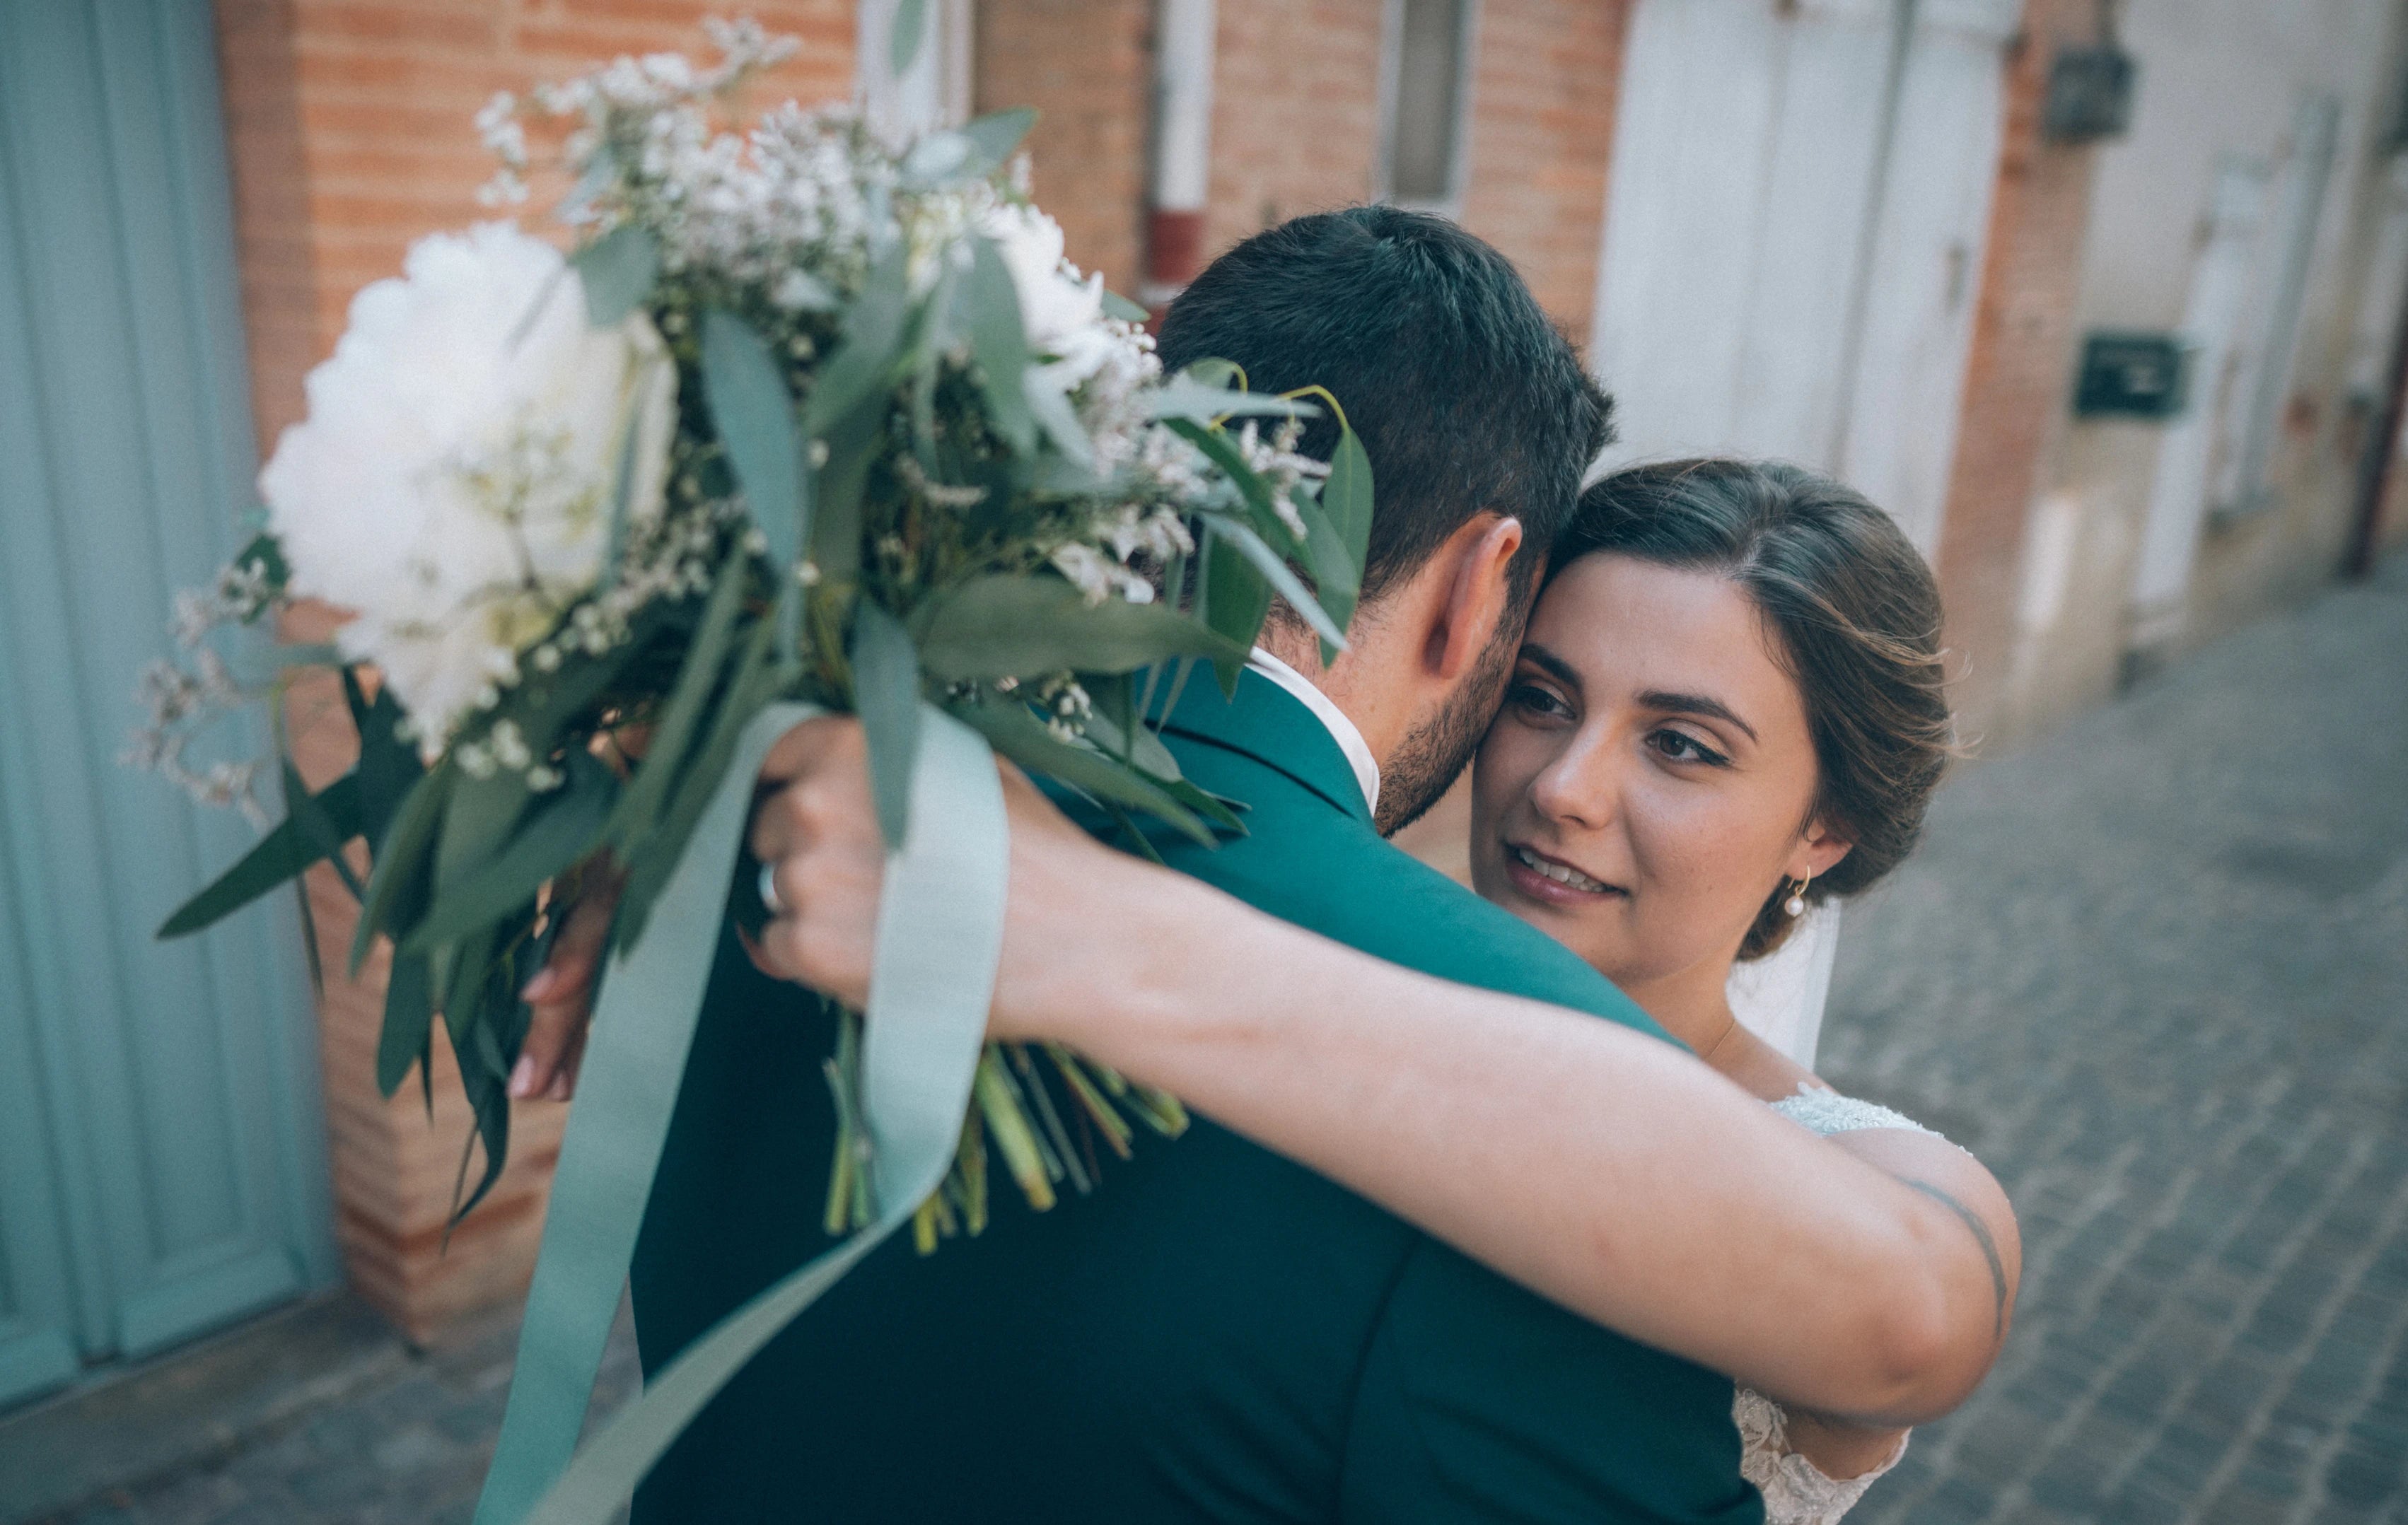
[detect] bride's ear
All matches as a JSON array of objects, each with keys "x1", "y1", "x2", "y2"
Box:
[{"x1": 1788, "y1": 820, "x2": 1854, "y2": 884}]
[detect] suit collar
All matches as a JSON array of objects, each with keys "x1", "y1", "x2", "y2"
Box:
[{"x1": 1156, "y1": 665, "x2": 1376, "y2": 826}]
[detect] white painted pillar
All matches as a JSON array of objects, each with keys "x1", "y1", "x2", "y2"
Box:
[
  {"x1": 2128, "y1": 160, "x2": 2272, "y2": 650},
  {"x1": 1145, "y1": 0, "x2": 1218, "y2": 306},
  {"x1": 859, "y1": 0, "x2": 973, "y2": 148}
]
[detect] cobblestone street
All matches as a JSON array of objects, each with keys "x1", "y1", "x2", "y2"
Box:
[
  {"x1": 1824, "y1": 556, "x2": 2408, "y2": 1524},
  {"x1": 7, "y1": 561, "x2": 2405, "y2": 1525}
]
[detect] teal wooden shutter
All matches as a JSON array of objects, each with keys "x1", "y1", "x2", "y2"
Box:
[{"x1": 0, "y1": 0, "x2": 337, "y2": 1403}]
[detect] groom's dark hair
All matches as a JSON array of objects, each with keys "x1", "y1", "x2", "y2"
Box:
[{"x1": 1156, "y1": 206, "x2": 1612, "y2": 614}]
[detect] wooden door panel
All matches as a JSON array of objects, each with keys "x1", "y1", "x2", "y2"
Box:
[{"x1": 0, "y1": 0, "x2": 335, "y2": 1379}]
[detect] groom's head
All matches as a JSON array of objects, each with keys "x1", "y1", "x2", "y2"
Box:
[{"x1": 1158, "y1": 206, "x2": 1612, "y2": 832}]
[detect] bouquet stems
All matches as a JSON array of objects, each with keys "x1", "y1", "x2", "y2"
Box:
[{"x1": 820, "y1": 1010, "x2": 1190, "y2": 1248}]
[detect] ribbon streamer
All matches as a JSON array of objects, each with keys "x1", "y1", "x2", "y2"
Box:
[{"x1": 473, "y1": 701, "x2": 1009, "y2": 1525}]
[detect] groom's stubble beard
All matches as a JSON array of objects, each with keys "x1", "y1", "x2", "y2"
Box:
[{"x1": 1373, "y1": 617, "x2": 1523, "y2": 836}]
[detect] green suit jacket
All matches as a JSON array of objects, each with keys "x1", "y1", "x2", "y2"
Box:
[{"x1": 629, "y1": 672, "x2": 1764, "y2": 1524}]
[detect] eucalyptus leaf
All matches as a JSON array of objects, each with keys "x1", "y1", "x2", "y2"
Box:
[
  {"x1": 1180, "y1": 358, "x2": 1245, "y2": 392},
  {"x1": 1166, "y1": 417, "x2": 1302, "y2": 559},
  {"x1": 1206, "y1": 515, "x2": 1348, "y2": 651},
  {"x1": 601, "y1": 554, "x2": 749, "y2": 854},
  {"x1": 902, "y1": 108, "x2": 1038, "y2": 189},
  {"x1": 960, "y1": 108, "x2": 1037, "y2": 175},
  {"x1": 701, "y1": 309, "x2": 805, "y2": 570},
  {"x1": 1080, "y1": 704, "x2": 1182, "y2": 781},
  {"x1": 916, "y1": 575, "x2": 1247, "y2": 682},
  {"x1": 1201, "y1": 527, "x2": 1271, "y2": 695},
  {"x1": 1023, "y1": 370, "x2": 1089, "y2": 466},
  {"x1": 1161, "y1": 776, "x2": 1247, "y2": 836},
  {"x1": 774, "y1": 267, "x2": 839, "y2": 312},
  {"x1": 438, "y1": 925, "x2": 512, "y2": 1223},
  {"x1": 900, "y1": 131, "x2": 972, "y2": 185},
  {"x1": 1143, "y1": 379, "x2": 1316, "y2": 423},
  {"x1": 850, "y1": 600, "x2": 922, "y2": 848},
  {"x1": 284, "y1": 759, "x2": 365, "y2": 901},
  {"x1": 349, "y1": 764, "x2": 452, "y2": 973},
  {"x1": 156, "y1": 774, "x2": 363, "y2": 938},
  {"x1": 1295, "y1": 491, "x2": 1361, "y2": 667},
  {"x1": 616, "y1": 606, "x2": 786, "y2": 950},
  {"x1": 810, "y1": 396, "x2": 883, "y2": 580},
  {"x1": 376, "y1": 950, "x2": 433, "y2": 1098},
  {"x1": 963, "y1": 238, "x2": 1037, "y2": 454},
  {"x1": 401, "y1": 753, "x2": 615, "y2": 956},
  {"x1": 571, "y1": 225, "x2": 661, "y2": 327},
  {"x1": 557, "y1": 144, "x2": 620, "y2": 223},
  {"x1": 956, "y1": 699, "x2": 1215, "y2": 848},
  {"x1": 803, "y1": 247, "x2": 911, "y2": 438},
  {"x1": 1100, "y1": 288, "x2": 1149, "y2": 324},
  {"x1": 342, "y1": 667, "x2": 422, "y2": 848},
  {"x1": 1322, "y1": 421, "x2": 1376, "y2": 571},
  {"x1": 889, "y1": 0, "x2": 927, "y2": 77}
]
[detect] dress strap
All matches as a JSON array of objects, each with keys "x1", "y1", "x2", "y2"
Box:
[{"x1": 1770, "y1": 1084, "x2": 1943, "y2": 1140}]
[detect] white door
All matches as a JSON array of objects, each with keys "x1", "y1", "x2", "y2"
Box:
[{"x1": 1589, "y1": 0, "x2": 2018, "y2": 554}]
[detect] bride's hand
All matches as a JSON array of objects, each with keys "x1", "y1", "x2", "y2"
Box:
[
  {"x1": 509, "y1": 852, "x2": 625, "y2": 1101},
  {"x1": 746, "y1": 715, "x2": 1164, "y2": 1037}
]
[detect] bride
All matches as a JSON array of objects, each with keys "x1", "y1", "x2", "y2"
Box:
[{"x1": 548, "y1": 458, "x2": 2020, "y2": 1521}]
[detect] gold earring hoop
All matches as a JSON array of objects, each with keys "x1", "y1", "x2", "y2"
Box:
[{"x1": 1783, "y1": 870, "x2": 1811, "y2": 918}]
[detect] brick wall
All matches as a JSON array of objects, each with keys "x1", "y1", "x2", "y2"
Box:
[
  {"x1": 1458, "y1": 0, "x2": 1629, "y2": 342},
  {"x1": 1203, "y1": 0, "x2": 1384, "y2": 255},
  {"x1": 211, "y1": 0, "x2": 859, "y2": 1343},
  {"x1": 1929, "y1": 0, "x2": 2105, "y2": 742},
  {"x1": 973, "y1": 0, "x2": 1153, "y2": 299}
]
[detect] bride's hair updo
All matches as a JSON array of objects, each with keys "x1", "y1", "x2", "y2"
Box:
[{"x1": 1554, "y1": 459, "x2": 1958, "y2": 959}]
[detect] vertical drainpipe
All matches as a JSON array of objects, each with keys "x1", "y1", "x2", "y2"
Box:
[{"x1": 1145, "y1": 0, "x2": 1217, "y2": 310}]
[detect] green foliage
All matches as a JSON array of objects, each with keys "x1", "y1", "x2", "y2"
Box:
[
  {"x1": 888, "y1": 0, "x2": 927, "y2": 77},
  {"x1": 571, "y1": 225, "x2": 661, "y2": 326},
  {"x1": 155, "y1": 773, "x2": 362, "y2": 938},
  {"x1": 850, "y1": 599, "x2": 922, "y2": 848},
  {"x1": 915, "y1": 575, "x2": 1247, "y2": 682},
  {"x1": 701, "y1": 310, "x2": 808, "y2": 571}
]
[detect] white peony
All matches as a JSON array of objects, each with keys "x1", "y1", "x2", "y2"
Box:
[
  {"x1": 982, "y1": 203, "x2": 1118, "y2": 390},
  {"x1": 260, "y1": 223, "x2": 676, "y2": 757}
]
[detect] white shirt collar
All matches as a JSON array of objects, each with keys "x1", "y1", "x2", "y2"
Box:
[{"x1": 1245, "y1": 647, "x2": 1381, "y2": 818}]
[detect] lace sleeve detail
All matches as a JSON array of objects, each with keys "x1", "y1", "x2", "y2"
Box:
[
  {"x1": 1770, "y1": 1085, "x2": 1942, "y2": 1140},
  {"x1": 1734, "y1": 1389, "x2": 1908, "y2": 1525}
]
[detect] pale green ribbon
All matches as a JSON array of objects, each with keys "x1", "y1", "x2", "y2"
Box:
[{"x1": 472, "y1": 700, "x2": 1009, "y2": 1525}]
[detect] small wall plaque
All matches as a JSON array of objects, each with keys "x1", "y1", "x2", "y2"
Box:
[
  {"x1": 2047, "y1": 45, "x2": 2139, "y2": 144},
  {"x1": 2075, "y1": 331, "x2": 2189, "y2": 419}
]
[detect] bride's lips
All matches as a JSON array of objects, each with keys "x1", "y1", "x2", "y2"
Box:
[{"x1": 1500, "y1": 841, "x2": 1626, "y2": 906}]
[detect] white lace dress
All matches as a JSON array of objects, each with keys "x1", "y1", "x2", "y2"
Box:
[{"x1": 1735, "y1": 1087, "x2": 1944, "y2": 1525}]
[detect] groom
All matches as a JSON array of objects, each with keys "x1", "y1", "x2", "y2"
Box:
[{"x1": 532, "y1": 207, "x2": 1766, "y2": 1521}]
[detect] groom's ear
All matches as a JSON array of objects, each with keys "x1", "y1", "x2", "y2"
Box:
[{"x1": 1423, "y1": 513, "x2": 1524, "y2": 680}]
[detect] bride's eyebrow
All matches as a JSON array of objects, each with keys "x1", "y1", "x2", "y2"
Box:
[
  {"x1": 1638, "y1": 690, "x2": 1759, "y2": 743},
  {"x1": 1518, "y1": 642, "x2": 1583, "y2": 694}
]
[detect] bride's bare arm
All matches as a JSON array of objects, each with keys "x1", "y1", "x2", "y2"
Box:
[{"x1": 745, "y1": 718, "x2": 2013, "y2": 1425}]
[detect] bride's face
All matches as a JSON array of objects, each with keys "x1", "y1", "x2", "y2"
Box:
[{"x1": 1469, "y1": 553, "x2": 1849, "y2": 991}]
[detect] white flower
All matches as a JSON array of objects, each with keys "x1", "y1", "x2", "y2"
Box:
[
  {"x1": 260, "y1": 223, "x2": 677, "y2": 758},
  {"x1": 982, "y1": 203, "x2": 1117, "y2": 388}
]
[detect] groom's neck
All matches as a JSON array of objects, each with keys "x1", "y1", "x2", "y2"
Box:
[{"x1": 1256, "y1": 618, "x2": 1421, "y2": 771}]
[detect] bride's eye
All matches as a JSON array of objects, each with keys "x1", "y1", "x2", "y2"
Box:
[
  {"x1": 1647, "y1": 728, "x2": 1728, "y2": 767},
  {"x1": 1508, "y1": 682, "x2": 1570, "y2": 723}
]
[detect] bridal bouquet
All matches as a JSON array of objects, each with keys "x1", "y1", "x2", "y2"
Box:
[{"x1": 136, "y1": 21, "x2": 1371, "y2": 1252}]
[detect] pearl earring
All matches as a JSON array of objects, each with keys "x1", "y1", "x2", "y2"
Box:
[{"x1": 1783, "y1": 871, "x2": 1811, "y2": 918}]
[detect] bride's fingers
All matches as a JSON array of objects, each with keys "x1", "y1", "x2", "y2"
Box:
[{"x1": 511, "y1": 864, "x2": 623, "y2": 1100}]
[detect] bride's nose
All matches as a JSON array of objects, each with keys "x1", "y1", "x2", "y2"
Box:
[{"x1": 1527, "y1": 730, "x2": 1619, "y2": 833}]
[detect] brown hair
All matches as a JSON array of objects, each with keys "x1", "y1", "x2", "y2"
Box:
[{"x1": 1553, "y1": 460, "x2": 1958, "y2": 959}]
